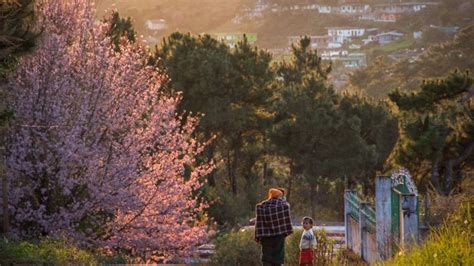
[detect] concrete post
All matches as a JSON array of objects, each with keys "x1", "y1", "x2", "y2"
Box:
[
  {"x1": 344, "y1": 190, "x2": 357, "y2": 250},
  {"x1": 400, "y1": 194, "x2": 418, "y2": 248},
  {"x1": 360, "y1": 202, "x2": 370, "y2": 261},
  {"x1": 376, "y1": 176, "x2": 392, "y2": 260}
]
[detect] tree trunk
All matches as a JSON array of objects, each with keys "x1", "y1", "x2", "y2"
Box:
[
  {"x1": 310, "y1": 183, "x2": 315, "y2": 220},
  {"x1": 226, "y1": 151, "x2": 233, "y2": 191},
  {"x1": 431, "y1": 156, "x2": 441, "y2": 192},
  {"x1": 205, "y1": 144, "x2": 216, "y2": 186},
  {"x1": 444, "y1": 160, "x2": 454, "y2": 194},
  {"x1": 444, "y1": 140, "x2": 474, "y2": 193},
  {"x1": 262, "y1": 161, "x2": 268, "y2": 185},
  {"x1": 1, "y1": 129, "x2": 9, "y2": 238},
  {"x1": 230, "y1": 147, "x2": 240, "y2": 195},
  {"x1": 2, "y1": 171, "x2": 8, "y2": 238},
  {"x1": 287, "y1": 175, "x2": 293, "y2": 202}
]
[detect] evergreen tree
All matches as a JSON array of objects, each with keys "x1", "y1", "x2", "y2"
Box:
[
  {"x1": 389, "y1": 70, "x2": 473, "y2": 193},
  {"x1": 270, "y1": 37, "x2": 396, "y2": 217},
  {"x1": 0, "y1": 0, "x2": 38, "y2": 79},
  {"x1": 151, "y1": 33, "x2": 274, "y2": 195},
  {"x1": 338, "y1": 95, "x2": 398, "y2": 193},
  {"x1": 105, "y1": 11, "x2": 136, "y2": 52},
  {"x1": 0, "y1": 0, "x2": 39, "y2": 239}
]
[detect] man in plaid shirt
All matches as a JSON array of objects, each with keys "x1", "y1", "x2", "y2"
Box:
[{"x1": 255, "y1": 188, "x2": 293, "y2": 266}]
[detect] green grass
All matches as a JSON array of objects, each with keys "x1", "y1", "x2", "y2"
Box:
[
  {"x1": 0, "y1": 237, "x2": 129, "y2": 264},
  {"x1": 384, "y1": 202, "x2": 474, "y2": 266},
  {"x1": 0, "y1": 237, "x2": 97, "y2": 264}
]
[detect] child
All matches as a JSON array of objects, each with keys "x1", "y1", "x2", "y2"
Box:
[{"x1": 299, "y1": 216, "x2": 316, "y2": 266}]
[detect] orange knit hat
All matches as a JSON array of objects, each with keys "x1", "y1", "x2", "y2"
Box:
[{"x1": 268, "y1": 188, "x2": 283, "y2": 199}]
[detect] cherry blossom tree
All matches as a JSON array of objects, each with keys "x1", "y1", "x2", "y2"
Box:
[{"x1": 2, "y1": 0, "x2": 212, "y2": 260}]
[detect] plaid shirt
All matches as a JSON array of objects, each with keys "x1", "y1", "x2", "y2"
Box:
[{"x1": 255, "y1": 198, "x2": 293, "y2": 239}]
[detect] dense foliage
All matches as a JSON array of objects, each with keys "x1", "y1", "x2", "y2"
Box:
[
  {"x1": 152, "y1": 34, "x2": 399, "y2": 225},
  {"x1": 0, "y1": 238, "x2": 97, "y2": 264},
  {"x1": 0, "y1": 0, "x2": 38, "y2": 79},
  {"x1": 389, "y1": 71, "x2": 473, "y2": 193},
  {"x1": 271, "y1": 38, "x2": 397, "y2": 218}
]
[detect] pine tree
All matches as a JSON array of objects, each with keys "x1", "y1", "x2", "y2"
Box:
[
  {"x1": 151, "y1": 33, "x2": 274, "y2": 195},
  {"x1": 0, "y1": 0, "x2": 39, "y2": 239},
  {"x1": 389, "y1": 70, "x2": 473, "y2": 193},
  {"x1": 0, "y1": 0, "x2": 38, "y2": 79},
  {"x1": 105, "y1": 11, "x2": 136, "y2": 52}
]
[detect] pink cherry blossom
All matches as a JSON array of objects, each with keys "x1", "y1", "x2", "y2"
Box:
[{"x1": 2, "y1": 0, "x2": 213, "y2": 260}]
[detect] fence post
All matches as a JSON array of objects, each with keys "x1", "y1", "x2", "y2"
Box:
[
  {"x1": 360, "y1": 202, "x2": 370, "y2": 261},
  {"x1": 344, "y1": 189, "x2": 357, "y2": 250},
  {"x1": 400, "y1": 193, "x2": 418, "y2": 248},
  {"x1": 376, "y1": 176, "x2": 392, "y2": 260}
]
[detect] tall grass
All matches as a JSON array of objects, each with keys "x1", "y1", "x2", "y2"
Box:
[{"x1": 384, "y1": 202, "x2": 473, "y2": 266}]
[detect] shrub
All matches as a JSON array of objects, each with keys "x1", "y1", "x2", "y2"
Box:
[
  {"x1": 211, "y1": 229, "x2": 261, "y2": 265},
  {"x1": 0, "y1": 237, "x2": 97, "y2": 264},
  {"x1": 384, "y1": 202, "x2": 473, "y2": 266},
  {"x1": 284, "y1": 229, "x2": 302, "y2": 264}
]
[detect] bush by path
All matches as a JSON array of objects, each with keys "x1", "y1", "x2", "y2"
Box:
[
  {"x1": 0, "y1": 237, "x2": 129, "y2": 264},
  {"x1": 0, "y1": 238, "x2": 97, "y2": 264}
]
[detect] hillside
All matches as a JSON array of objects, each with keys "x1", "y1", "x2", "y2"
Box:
[
  {"x1": 94, "y1": 0, "x2": 473, "y2": 51},
  {"x1": 94, "y1": 0, "x2": 253, "y2": 39}
]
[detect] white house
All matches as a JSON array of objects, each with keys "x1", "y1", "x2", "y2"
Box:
[
  {"x1": 327, "y1": 27, "x2": 366, "y2": 43},
  {"x1": 339, "y1": 4, "x2": 370, "y2": 14},
  {"x1": 145, "y1": 19, "x2": 167, "y2": 31},
  {"x1": 413, "y1": 31, "x2": 423, "y2": 39},
  {"x1": 373, "y1": 2, "x2": 439, "y2": 14},
  {"x1": 318, "y1": 5, "x2": 332, "y2": 13},
  {"x1": 376, "y1": 31, "x2": 404, "y2": 45}
]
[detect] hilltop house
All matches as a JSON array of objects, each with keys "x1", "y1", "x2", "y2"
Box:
[
  {"x1": 318, "y1": 5, "x2": 332, "y2": 13},
  {"x1": 374, "y1": 12, "x2": 402, "y2": 22},
  {"x1": 145, "y1": 19, "x2": 167, "y2": 31},
  {"x1": 429, "y1": 25, "x2": 460, "y2": 33},
  {"x1": 321, "y1": 51, "x2": 367, "y2": 68},
  {"x1": 376, "y1": 31, "x2": 404, "y2": 44},
  {"x1": 373, "y1": 2, "x2": 439, "y2": 13},
  {"x1": 327, "y1": 27, "x2": 365, "y2": 43},
  {"x1": 339, "y1": 3, "x2": 371, "y2": 14}
]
